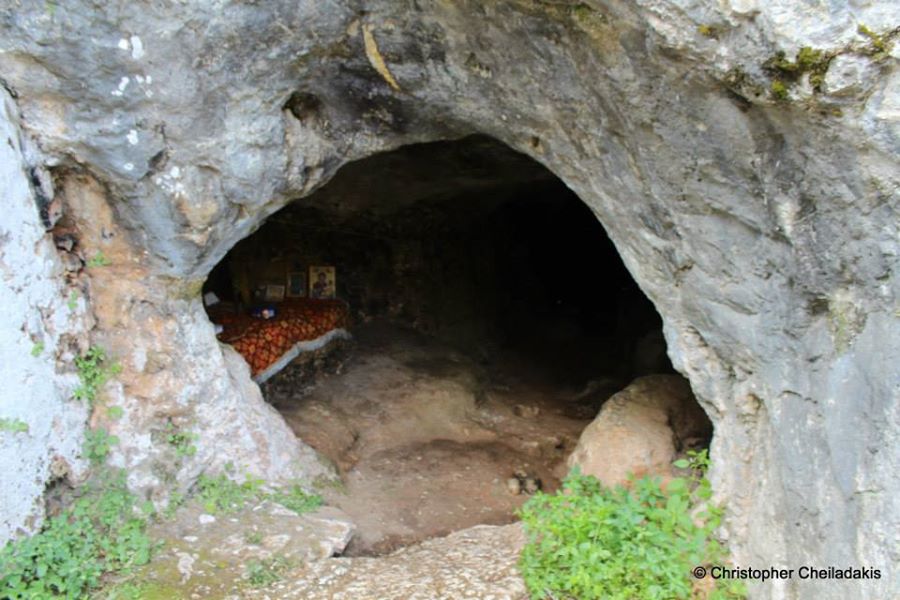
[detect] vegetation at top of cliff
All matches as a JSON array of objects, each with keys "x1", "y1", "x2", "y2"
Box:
[
  {"x1": 0, "y1": 470, "x2": 155, "y2": 599},
  {"x1": 518, "y1": 450, "x2": 745, "y2": 599}
]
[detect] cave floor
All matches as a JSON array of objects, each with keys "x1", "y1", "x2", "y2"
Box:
[{"x1": 265, "y1": 321, "x2": 598, "y2": 556}]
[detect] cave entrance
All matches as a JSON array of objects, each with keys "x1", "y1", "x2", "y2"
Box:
[{"x1": 202, "y1": 135, "x2": 709, "y2": 555}]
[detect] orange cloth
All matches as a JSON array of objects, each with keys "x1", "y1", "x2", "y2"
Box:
[{"x1": 211, "y1": 298, "x2": 348, "y2": 376}]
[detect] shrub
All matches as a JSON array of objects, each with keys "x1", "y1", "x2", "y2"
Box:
[{"x1": 518, "y1": 452, "x2": 745, "y2": 600}]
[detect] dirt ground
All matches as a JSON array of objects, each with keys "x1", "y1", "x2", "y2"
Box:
[{"x1": 263, "y1": 322, "x2": 614, "y2": 556}]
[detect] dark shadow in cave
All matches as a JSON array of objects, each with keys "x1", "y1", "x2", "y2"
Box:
[
  {"x1": 204, "y1": 135, "x2": 671, "y2": 385},
  {"x1": 202, "y1": 135, "x2": 708, "y2": 555}
]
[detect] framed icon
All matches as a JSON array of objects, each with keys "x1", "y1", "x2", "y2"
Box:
[
  {"x1": 286, "y1": 271, "x2": 307, "y2": 297},
  {"x1": 263, "y1": 284, "x2": 285, "y2": 302},
  {"x1": 309, "y1": 266, "x2": 336, "y2": 299}
]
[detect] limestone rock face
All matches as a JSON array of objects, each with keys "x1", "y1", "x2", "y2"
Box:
[
  {"x1": 0, "y1": 89, "x2": 91, "y2": 542},
  {"x1": 129, "y1": 501, "x2": 356, "y2": 597},
  {"x1": 0, "y1": 2, "x2": 898, "y2": 599},
  {"x1": 567, "y1": 375, "x2": 710, "y2": 486}
]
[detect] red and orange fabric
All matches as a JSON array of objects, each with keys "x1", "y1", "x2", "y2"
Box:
[{"x1": 210, "y1": 298, "x2": 349, "y2": 377}]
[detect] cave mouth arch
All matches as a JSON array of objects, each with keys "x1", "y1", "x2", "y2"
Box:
[{"x1": 202, "y1": 134, "x2": 711, "y2": 554}]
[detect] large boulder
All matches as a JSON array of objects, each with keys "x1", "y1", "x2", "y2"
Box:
[{"x1": 566, "y1": 375, "x2": 711, "y2": 486}]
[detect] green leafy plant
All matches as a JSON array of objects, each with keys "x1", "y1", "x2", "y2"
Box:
[
  {"x1": 857, "y1": 24, "x2": 889, "y2": 56},
  {"x1": 312, "y1": 473, "x2": 347, "y2": 494},
  {"x1": 269, "y1": 484, "x2": 323, "y2": 515},
  {"x1": 245, "y1": 555, "x2": 291, "y2": 588},
  {"x1": 73, "y1": 346, "x2": 121, "y2": 407},
  {"x1": 518, "y1": 452, "x2": 745, "y2": 600},
  {"x1": 97, "y1": 580, "x2": 149, "y2": 600},
  {"x1": 162, "y1": 491, "x2": 185, "y2": 520},
  {"x1": 164, "y1": 422, "x2": 198, "y2": 458},
  {"x1": 195, "y1": 473, "x2": 264, "y2": 514},
  {"x1": 84, "y1": 427, "x2": 119, "y2": 466},
  {"x1": 0, "y1": 470, "x2": 153, "y2": 599},
  {"x1": 0, "y1": 418, "x2": 29, "y2": 434},
  {"x1": 67, "y1": 291, "x2": 78, "y2": 313},
  {"x1": 764, "y1": 46, "x2": 833, "y2": 94},
  {"x1": 30, "y1": 342, "x2": 45, "y2": 358},
  {"x1": 86, "y1": 252, "x2": 112, "y2": 268},
  {"x1": 244, "y1": 530, "x2": 263, "y2": 545},
  {"x1": 195, "y1": 469, "x2": 323, "y2": 518},
  {"x1": 770, "y1": 79, "x2": 789, "y2": 101},
  {"x1": 107, "y1": 406, "x2": 125, "y2": 420}
]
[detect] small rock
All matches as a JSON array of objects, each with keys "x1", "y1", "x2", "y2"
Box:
[
  {"x1": 59, "y1": 250, "x2": 83, "y2": 273},
  {"x1": 53, "y1": 233, "x2": 76, "y2": 252},
  {"x1": 522, "y1": 477, "x2": 542, "y2": 495},
  {"x1": 514, "y1": 404, "x2": 540, "y2": 418},
  {"x1": 505, "y1": 477, "x2": 522, "y2": 495},
  {"x1": 198, "y1": 514, "x2": 216, "y2": 525},
  {"x1": 176, "y1": 552, "x2": 196, "y2": 583}
]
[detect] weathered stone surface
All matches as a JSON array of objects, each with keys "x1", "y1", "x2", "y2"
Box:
[
  {"x1": 120, "y1": 500, "x2": 355, "y2": 598},
  {"x1": 0, "y1": 2, "x2": 898, "y2": 599},
  {"x1": 245, "y1": 523, "x2": 527, "y2": 600},
  {"x1": 823, "y1": 54, "x2": 880, "y2": 97},
  {"x1": 48, "y1": 171, "x2": 337, "y2": 505},
  {"x1": 0, "y1": 88, "x2": 91, "y2": 542},
  {"x1": 566, "y1": 375, "x2": 710, "y2": 486}
]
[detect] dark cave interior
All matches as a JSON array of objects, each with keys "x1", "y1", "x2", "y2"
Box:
[
  {"x1": 200, "y1": 135, "x2": 706, "y2": 555},
  {"x1": 203, "y1": 134, "x2": 673, "y2": 385}
]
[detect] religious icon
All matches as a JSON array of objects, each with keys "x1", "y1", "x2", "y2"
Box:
[
  {"x1": 286, "y1": 271, "x2": 307, "y2": 297},
  {"x1": 309, "y1": 266, "x2": 336, "y2": 299},
  {"x1": 263, "y1": 284, "x2": 285, "y2": 302}
]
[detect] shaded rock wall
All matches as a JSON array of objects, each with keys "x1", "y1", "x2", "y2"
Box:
[{"x1": 0, "y1": 2, "x2": 897, "y2": 598}]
